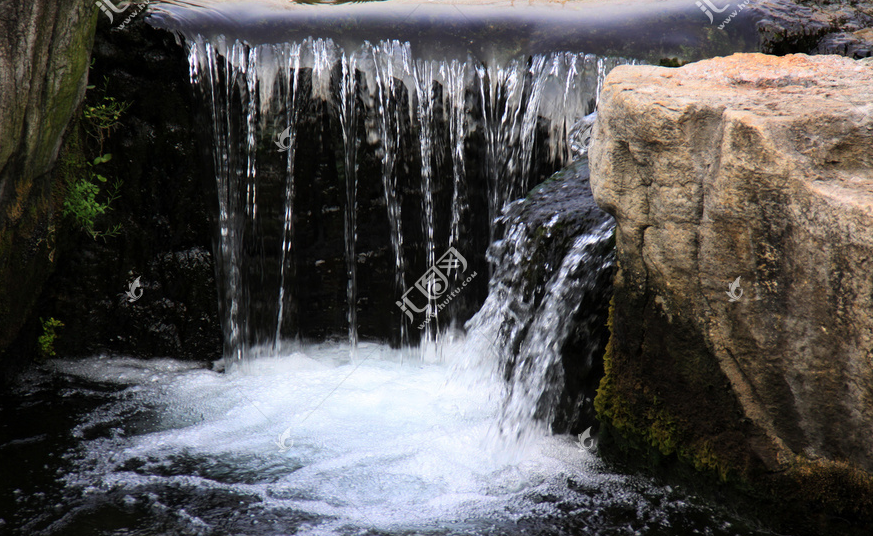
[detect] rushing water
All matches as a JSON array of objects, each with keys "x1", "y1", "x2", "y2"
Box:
[
  {"x1": 0, "y1": 146, "x2": 776, "y2": 534},
  {"x1": 0, "y1": 5, "x2": 790, "y2": 534},
  {"x1": 2, "y1": 345, "x2": 777, "y2": 535}
]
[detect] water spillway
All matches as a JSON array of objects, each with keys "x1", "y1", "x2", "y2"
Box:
[{"x1": 184, "y1": 33, "x2": 633, "y2": 366}]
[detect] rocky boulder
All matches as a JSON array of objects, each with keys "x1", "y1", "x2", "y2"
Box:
[
  {"x1": 590, "y1": 53, "x2": 873, "y2": 525},
  {"x1": 752, "y1": 0, "x2": 873, "y2": 58}
]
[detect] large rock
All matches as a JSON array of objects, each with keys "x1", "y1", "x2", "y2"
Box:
[
  {"x1": 0, "y1": 0, "x2": 96, "y2": 376},
  {"x1": 590, "y1": 53, "x2": 873, "y2": 523},
  {"x1": 751, "y1": 0, "x2": 873, "y2": 58}
]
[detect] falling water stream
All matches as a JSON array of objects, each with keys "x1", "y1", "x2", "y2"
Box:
[{"x1": 185, "y1": 34, "x2": 632, "y2": 363}]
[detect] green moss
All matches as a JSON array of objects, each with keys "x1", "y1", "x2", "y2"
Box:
[
  {"x1": 36, "y1": 6, "x2": 96, "y2": 173},
  {"x1": 595, "y1": 291, "x2": 873, "y2": 528},
  {"x1": 658, "y1": 58, "x2": 688, "y2": 68},
  {"x1": 595, "y1": 296, "x2": 735, "y2": 481},
  {"x1": 779, "y1": 457, "x2": 873, "y2": 518}
]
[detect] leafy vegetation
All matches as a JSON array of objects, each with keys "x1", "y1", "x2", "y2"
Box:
[
  {"x1": 62, "y1": 153, "x2": 122, "y2": 239},
  {"x1": 37, "y1": 317, "x2": 64, "y2": 359},
  {"x1": 62, "y1": 74, "x2": 127, "y2": 240},
  {"x1": 83, "y1": 76, "x2": 130, "y2": 150}
]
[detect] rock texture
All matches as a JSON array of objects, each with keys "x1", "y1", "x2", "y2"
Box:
[
  {"x1": 32, "y1": 17, "x2": 222, "y2": 362},
  {"x1": 752, "y1": 0, "x2": 873, "y2": 57},
  {"x1": 0, "y1": 0, "x2": 96, "y2": 376},
  {"x1": 590, "y1": 53, "x2": 873, "y2": 524}
]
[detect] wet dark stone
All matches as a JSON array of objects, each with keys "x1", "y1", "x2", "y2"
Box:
[
  {"x1": 29, "y1": 17, "x2": 221, "y2": 362},
  {"x1": 484, "y1": 159, "x2": 615, "y2": 434}
]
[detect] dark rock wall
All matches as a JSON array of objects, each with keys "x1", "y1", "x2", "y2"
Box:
[
  {"x1": 0, "y1": 0, "x2": 97, "y2": 378},
  {"x1": 753, "y1": 0, "x2": 873, "y2": 58},
  {"x1": 29, "y1": 18, "x2": 222, "y2": 362}
]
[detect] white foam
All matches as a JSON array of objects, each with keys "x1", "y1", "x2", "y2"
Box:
[{"x1": 49, "y1": 340, "x2": 662, "y2": 534}]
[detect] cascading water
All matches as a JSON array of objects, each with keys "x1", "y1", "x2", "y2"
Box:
[
  {"x1": 338, "y1": 51, "x2": 359, "y2": 360},
  {"x1": 0, "y1": 2, "x2": 806, "y2": 533},
  {"x1": 466, "y1": 156, "x2": 615, "y2": 441},
  {"x1": 186, "y1": 34, "x2": 634, "y2": 365},
  {"x1": 276, "y1": 42, "x2": 303, "y2": 352}
]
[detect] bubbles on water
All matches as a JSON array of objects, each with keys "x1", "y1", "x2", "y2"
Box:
[{"x1": 14, "y1": 342, "x2": 775, "y2": 535}]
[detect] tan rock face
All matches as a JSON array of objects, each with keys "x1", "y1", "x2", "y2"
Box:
[{"x1": 591, "y1": 53, "x2": 873, "y2": 496}]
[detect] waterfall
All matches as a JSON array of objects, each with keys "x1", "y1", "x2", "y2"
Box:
[
  {"x1": 465, "y1": 157, "x2": 615, "y2": 438},
  {"x1": 276, "y1": 42, "x2": 302, "y2": 351},
  {"x1": 370, "y1": 41, "x2": 412, "y2": 347},
  {"x1": 186, "y1": 34, "x2": 633, "y2": 366},
  {"x1": 339, "y1": 50, "x2": 359, "y2": 361}
]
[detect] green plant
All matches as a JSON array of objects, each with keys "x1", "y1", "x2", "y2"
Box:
[
  {"x1": 38, "y1": 317, "x2": 64, "y2": 359},
  {"x1": 62, "y1": 73, "x2": 128, "y2": 240},
  {"x1": 83, "y1": 76, "x2": 130, "y2": 151},
  {"x1": 63, "y1": 153, "x2": 122, "y2": 240}
]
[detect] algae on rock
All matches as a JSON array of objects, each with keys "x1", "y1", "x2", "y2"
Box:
[
  {"x1": 0, "y1": 0, "x2": 98, "y2": 374},
  {"x1": 591, "y1": 53, "x2": 873, "y2": 528}
]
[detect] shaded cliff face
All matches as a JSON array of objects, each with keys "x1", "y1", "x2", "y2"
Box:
[
  {"x1": 30, "y1": 17, "x2": 222, "y2": 362},
  {"x1": 0, "y1": 0, "x2": 97, "y2": 376},
  {"x1": 751, "y1": 0, "x2": 873, "y2": 58},
  {"x1": 590, "y1": 53, "x2": 873, "y2": 526}
]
